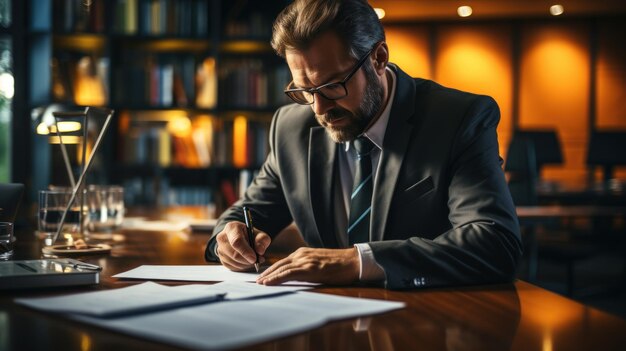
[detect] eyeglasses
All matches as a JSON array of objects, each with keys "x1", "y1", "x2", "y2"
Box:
[{"x1": 284, "y1": 47, "x2": 375, "y2": 105}]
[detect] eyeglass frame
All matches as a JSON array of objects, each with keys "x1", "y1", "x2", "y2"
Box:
[{"x1": 283, "y1": 45, "x2": 376, "y2": 105}]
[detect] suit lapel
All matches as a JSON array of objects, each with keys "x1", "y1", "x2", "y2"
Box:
[
  {"x1": 308, "y1": 127, "x2": 339, "y2": 248},
  {"x1": 371, "y1": 66, "x2": 417, "y2": 242}
]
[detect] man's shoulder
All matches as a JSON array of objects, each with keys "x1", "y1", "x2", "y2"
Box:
[
  {"x1": 275, "y1": 103, "x2": 312, "y2": 116},
  {"x1": 413, "y1": 77, "x2": 495, "y2": 107},
  {"x1": 273, "y1": 103, "x2": 318, "y2": 130}
]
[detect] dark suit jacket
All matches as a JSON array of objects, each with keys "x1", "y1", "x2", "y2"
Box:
[{"x1": 206, "y1": 64, "x2": 522, "y2": 289}]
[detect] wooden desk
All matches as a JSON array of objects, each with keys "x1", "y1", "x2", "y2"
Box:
[
  {"x1": 537, "y1": 181, "x2": 626, "y2": 206},
  {"x1": 2, "y1": 208, "x2": 625, "y2": 351}
]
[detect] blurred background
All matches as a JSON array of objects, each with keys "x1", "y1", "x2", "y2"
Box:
[{"x1": 1, "y1": 0, "x2": 625, "y2": 317}]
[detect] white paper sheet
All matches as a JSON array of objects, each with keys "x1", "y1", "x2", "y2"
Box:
[
  {"x1": 113, "y1": 265, "x2": 318, "y2": 286},
  {"x1": 175, "y1": 281, "x2": 312, "y2": 300},
  {"x1": 15, "y1": 282, "x2": 226, "y2": 317},
  {"x1": 71, "y1": 290, "x2": 405, "y2": 350}
]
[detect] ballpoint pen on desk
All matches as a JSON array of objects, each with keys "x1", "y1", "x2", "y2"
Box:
[
  {"x1": 70, "y1": 261, "x2": 102, "y2": 271},
  {"x1": 54, "y1": 259, "x2": 102, "y2": 271},
  {"x1": 242, "y1": 206, "x2": 260, "y2": 273}
]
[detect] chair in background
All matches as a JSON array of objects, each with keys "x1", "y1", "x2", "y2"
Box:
[
  {"x1": 586, "y1": 131, "x2": 626, "y2": 183},
  {"x1": 505, "y1": 132, "x2": 539, "y2": 205},
  {"x1": 505, "y1": 129, "x2": 563, "y2": 205},
  {"x1": 506, "y1": 129, "x2": 601, "y2": 296},
  {"x1": 515, "y1": 130, "x2": 564, "y2": 175}
]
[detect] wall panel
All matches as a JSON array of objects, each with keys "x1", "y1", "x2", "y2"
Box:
[
  {"x1": 435, "y1": 24, "x2": 513, "y2": 158},
  {"x1": 596, "y1": 20, "x2": 626, "y2": 129},
  {"x1": 519, "y1": 23, "x2": 590, "y2": 186},
  {"x1": 384, "y1": 18, "x2": 626, "y2": 186},
  {"x1": 385, "y1": 25, "x2": 431, "y2": 79}
]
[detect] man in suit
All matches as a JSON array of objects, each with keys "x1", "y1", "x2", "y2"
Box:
[{"x1": 205, "y1": 0, "x2": 522, "y2": 289}]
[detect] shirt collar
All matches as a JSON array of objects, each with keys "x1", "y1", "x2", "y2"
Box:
[{"x1": 344, "y1": 66, "x2": 397, "y2": 152}]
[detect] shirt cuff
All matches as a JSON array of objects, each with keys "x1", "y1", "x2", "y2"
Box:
[{"x1": 354, "y1": 243, "x2": 386, "y2": 282}]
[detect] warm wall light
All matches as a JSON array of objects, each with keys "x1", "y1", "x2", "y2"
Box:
[
  {"x1": 457, "y1": 6, "x2": 473, "y2": 18},
  {"x1": 374, "y1": 8, "x2": 386, "y2": 19},
  {"x1": 550, "y1": 4, "x2": 564, "y2": 16}
]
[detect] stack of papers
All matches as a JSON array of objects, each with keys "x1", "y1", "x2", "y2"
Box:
[
  {"x1": 16, "y1": 282, "x2": 226, "y2": 317},
  {"x1": 113, "y1": 264, "x2": 319, "y2": 285},
  {"x1": 16, "y1": 279, "x2": 404, "y2": 350}
]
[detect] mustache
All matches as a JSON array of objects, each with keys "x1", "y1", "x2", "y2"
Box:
[{"x1": 321, "y1": 108, "x2": 352, "y2": 123}]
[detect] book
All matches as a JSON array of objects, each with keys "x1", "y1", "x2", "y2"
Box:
[{"x1": 0, "y1": 259, "x2": 99, "y2": 290}]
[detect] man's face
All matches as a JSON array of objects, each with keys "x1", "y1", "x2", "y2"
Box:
[{"x1": 285, "y1": 32, "x2": 385, "y2": 142}]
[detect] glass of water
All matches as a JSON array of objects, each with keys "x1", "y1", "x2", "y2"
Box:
[
  {"x1": 85, "y1": 185, "x2": 124, "y2": 238},
  {"x1": 38, "y1": 189, "x2": 81, "y2": 246}
]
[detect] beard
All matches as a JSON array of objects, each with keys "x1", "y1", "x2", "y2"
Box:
[{"x1": 315, "y1": 66, "x2": 385, "y2": 143}]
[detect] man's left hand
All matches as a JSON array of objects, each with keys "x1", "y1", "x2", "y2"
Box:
[{"x1": 256, "y1": 247, "x2": 360, "y2": 285}]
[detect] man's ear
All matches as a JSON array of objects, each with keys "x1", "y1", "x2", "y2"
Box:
[{"x1": 372, "y1": 42, "x2": 389, "y2": 75}]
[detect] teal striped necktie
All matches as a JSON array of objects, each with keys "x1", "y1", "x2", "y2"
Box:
[{"x1": 348, "y1": 137, "x2": 374, "y2": 244}]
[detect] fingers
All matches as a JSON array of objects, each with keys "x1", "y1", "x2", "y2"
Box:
[
  {"x1": 255, "y1": 232, "x2": 271, "y2": 256},
  {"x1": 256, "y1": 248, "x2": 361, "y2": 286},
  {"x1": 227, "y1": 231, "x2": 257, "y2": 264},
  {"x1": 258, "y1": 266, "x2": 296, "y2": 285},
  {"x1": 216, "y1": 221, "x2": 271, "y2": 271},
  {"x1": 219, "y1": 252, "x2": 253, "y2": 271},
  {"x1": 257, "y1": 258, "x2": 298, "y2": 285},
  {"x1": 258, "y1": 256, "x2": 290, "y2": 279},
  {"x1": 257, "y1": 252, "x2": 304, "y2": 285}
]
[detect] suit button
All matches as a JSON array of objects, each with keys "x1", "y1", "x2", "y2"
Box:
[{"x1": 413, "y1": 277, "x2": 427, "y2": 287}]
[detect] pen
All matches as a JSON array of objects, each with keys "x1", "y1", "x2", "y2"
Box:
[
  {"x1": 242, "y1": 206, "x2": 260, "y2": 273},
  {"x1": 72, "y1": 262, "x2": 103, "y2": 271},
  {"x1": 65, "y1": 259, "x2": 102, "y2": 271}
]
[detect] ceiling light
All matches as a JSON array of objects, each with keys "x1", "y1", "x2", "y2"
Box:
[
  {"x1": 374, "y1": 8, "x2": 386, "y2": 19},
  {"x1": 550, "y1": 4, "x2": 564, "y2": 16},
  {"x1": 457, "y1": 6, "x2": 473, "y2": 18}
]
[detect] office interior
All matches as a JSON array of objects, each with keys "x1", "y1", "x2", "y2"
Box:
[{"x1": 1, "y1": 0, "x2": 626, "y2": 323}]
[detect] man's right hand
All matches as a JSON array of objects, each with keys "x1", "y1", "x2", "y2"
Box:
[{"x1": 215, "y1": 221, "x2": 271, "y2": 272}]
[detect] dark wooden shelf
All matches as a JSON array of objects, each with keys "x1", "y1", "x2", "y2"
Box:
[{"x1": 25, "y1": 0, "x2": 285, "y2": 206}]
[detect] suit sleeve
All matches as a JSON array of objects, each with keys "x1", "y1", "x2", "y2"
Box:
[
  {"x1": 205, "y1": 108, "x2": 293, "y2": 262},
  {"x1": 369, "y1": 96, "x2": 523, "y2": 289}
]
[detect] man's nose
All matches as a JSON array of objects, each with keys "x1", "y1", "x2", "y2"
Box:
[{"x1": 311, "y1": 93, "x2": 335, "y2": 116}]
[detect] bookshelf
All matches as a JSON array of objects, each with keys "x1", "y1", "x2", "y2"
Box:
[{"x1": 30, "y1": 0, "x2": 291, "y2": 211}]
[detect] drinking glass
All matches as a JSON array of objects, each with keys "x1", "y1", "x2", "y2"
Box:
[
  {"x1": 38, "y1": 189, "x2": 81, "y2": 246},
  {"x1": 85, "y1": 185, "x2": 124, "y2": 237},
  {"x1": 0, "y1": 222, "x2": 14, "y2": 260}
]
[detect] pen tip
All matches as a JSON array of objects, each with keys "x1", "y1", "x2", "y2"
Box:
[{"x1": 254, "y1": 263, "x2": 260, "y2": 273}]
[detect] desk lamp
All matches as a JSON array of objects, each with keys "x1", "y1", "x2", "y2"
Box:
[
  {"x1": 47, "y1": 107, "x2": 114, "y2": 248},
  {"x1": 35, "y1": 105, "x2": 85, "y2": 189}
]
